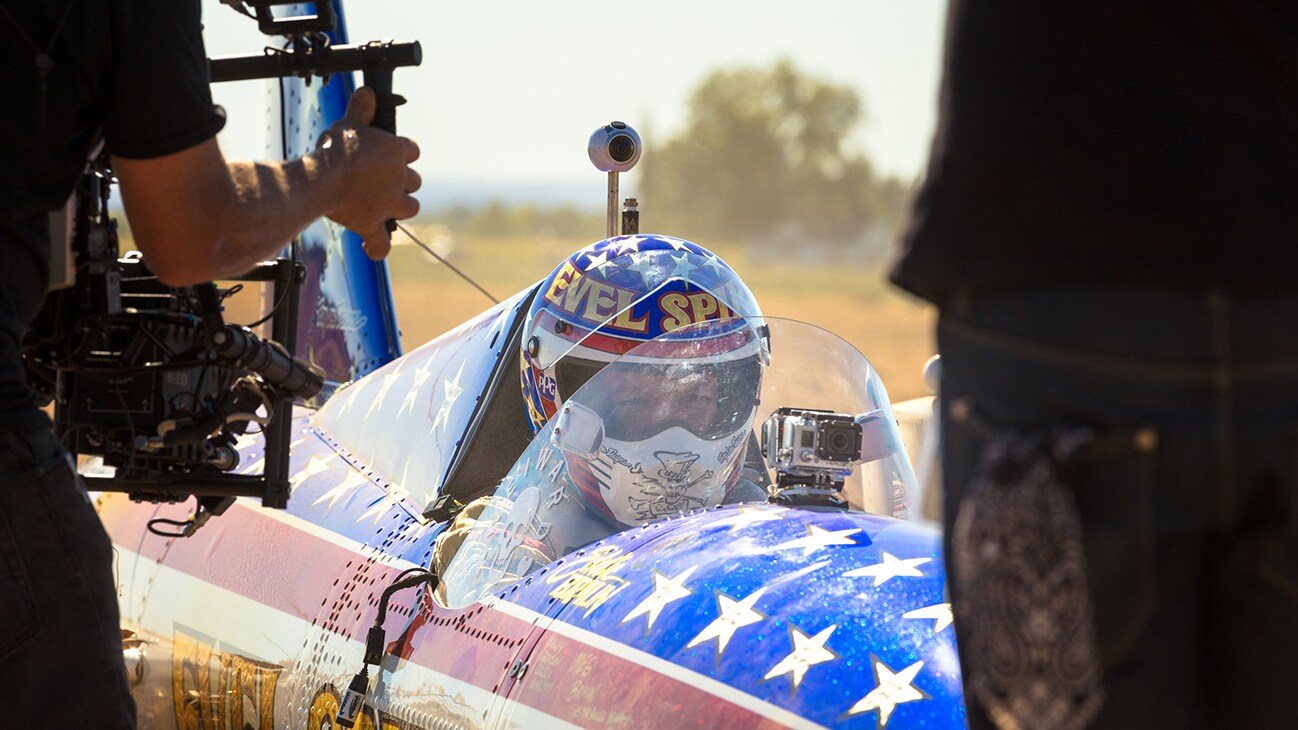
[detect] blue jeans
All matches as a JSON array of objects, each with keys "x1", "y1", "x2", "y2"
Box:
[
  {"x1": 938, "y1": 289, "x2": 1298, "y2": 730},
  {"x1": 0, "y1": 426, "x2": 136, "y2": 727}
]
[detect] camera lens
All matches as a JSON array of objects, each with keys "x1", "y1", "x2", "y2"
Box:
[
  {"x1": 816, "y1": 422, "x2": 862, "y2": 462},
  {"x1": 608, "y1": 134, "x2": 635, "y2": 163}
]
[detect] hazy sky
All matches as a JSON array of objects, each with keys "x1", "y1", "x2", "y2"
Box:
[{"x1": 202, "y1": 1, "x2": 948, "y2": 201}]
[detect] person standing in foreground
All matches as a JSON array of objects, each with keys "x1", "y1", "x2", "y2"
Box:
[
  {"x1": 891, "y1": 1, "x2": 1298, "y2": 728},
  {"x1": 0, "y1": 1, "x2": 420, "y2": 725}
]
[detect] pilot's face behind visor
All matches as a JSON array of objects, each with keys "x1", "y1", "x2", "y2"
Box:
[
  {"x1": 593, "y1": 367, "x2": 721, "y2": 441},
  {"x1": 577, "y1": 359, "x2": 761, "y2": 442}
]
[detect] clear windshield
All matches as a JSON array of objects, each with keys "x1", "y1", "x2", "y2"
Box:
[{"x1": 440, "y1": 316, "x2": 917, "y2": 608}]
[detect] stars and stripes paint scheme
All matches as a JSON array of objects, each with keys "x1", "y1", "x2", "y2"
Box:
[
  {"x1": 101, "y1": 316, "x2": 965, "y2": 729},
  {"x1": 103, "y1": 453, "x2": 964, "y2": 729},
  {"x1": 483, "y1": 505, "x2": 963, "y2": 729},
  {"x1": 93, "y1": 2, "x2": 965, "y2": 727}
]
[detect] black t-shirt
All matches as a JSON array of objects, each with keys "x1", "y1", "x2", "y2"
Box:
[
  {"x1": 891, "y1": 0, "x2": 1298, "y2": 305},
  {"x1": 0, "y1": 0, "x2": 225, "y2": 429}
]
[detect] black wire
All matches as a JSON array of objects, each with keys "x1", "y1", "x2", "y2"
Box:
[
  {"x1": 243, "y1": 269, "x2": 293, "y2": 329},
  {"x1": 136, "y1": 320, "x2": 181, "y2": 360},
  {"x1": 395, "y1": 222, "x2": 498, "y2": 304},
  {"x1": 147, "y1": 517, "x2": 191, "y2": 538},
  {"x1": 0, "y1": 0, "x2": 76, "y2": 57},
  {"x1": 191, "y1": 362, "x2": 213, "y2": 416},
  {"x1": 219, "y1": 283, "x2": 244, "y2": 303},
  {"x1": 374, "y1": 567, "x2": 436, "y2": 628}
]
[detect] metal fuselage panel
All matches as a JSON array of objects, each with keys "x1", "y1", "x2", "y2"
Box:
[{"x1": 104, "y1": 389, "x2": 964, "y2": 729}]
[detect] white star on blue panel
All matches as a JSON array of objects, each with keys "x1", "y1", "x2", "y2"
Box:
[
  {"x1": 842, "y1": 552, "x2": 931, "y2": 586},
  {"x1": 430, "y1": 362, "x2": 467, "y2": 436},
  {"x1": 710, "y1": 506, "x2": 788, "y2": 533},
  {"x1": 397, "y1": 358, "x2": 435, "y2": 417},
  {"x1": 847, "y1": 657, "x2": 927, "y2": 726},
  {"x1": 773, "y1": 525, "x2": 862, "y2": 556},
  {"x1": 701, "y1": 253, "x2": 729, "y2": 277},
  {"x1": 615, "y1": 236, "x2": 647, "y2": 254},
  {"x1": 357, "y1": 492, "x2": 401, "y2": 527},
  {"x1": 365, "y1": 370, "x2": 404, "y2": 419},
  {"x1": 621, "y1": 565, "x2": 698, "y2": 632},
  {"x1": 763, "y1": 623, "x2": 839, "y2": 693},
  {"x1": 686, "y1": 587, "x2": 768, "y2": 656},
  {"x1": 902, "y1": 603, "x2": 954, "y2": 634},
  {"x1": 289, "y1": 454, "x2": 337, "y2": 489}
]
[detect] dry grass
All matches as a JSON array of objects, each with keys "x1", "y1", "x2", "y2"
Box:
[
  {"x1": 387, "y1": 234, "x2": 938, "y2": 402},
  {"x1": 223, "y1": 232, "x2": 938, "y2": 403}
]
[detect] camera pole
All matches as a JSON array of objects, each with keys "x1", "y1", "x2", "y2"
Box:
[{"x1": 607, "y1": 172, "x2": 619, "y2": 239}]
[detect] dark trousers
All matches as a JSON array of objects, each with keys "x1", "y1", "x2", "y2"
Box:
[
  {"x1": 0, "y1": 426, "x2": 135, "y2": 727},
  {"x1": 938, "y1": 289, "x2": 1298, "y2": 730}
]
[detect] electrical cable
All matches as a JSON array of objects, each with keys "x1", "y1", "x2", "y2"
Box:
[
  {"x1": 243, "y1": 273, "x2": 293, "y2": 329},
  {"x1": 336, "y1": 567, "x2": 438, "y2": 728},
  {"x1": 395, "y1": 221, "x2": 498, "y2": 304}
]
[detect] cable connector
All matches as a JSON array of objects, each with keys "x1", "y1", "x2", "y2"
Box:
[
  {"x1": 334, "y1": 567, "x2": 438, "y2": 725},
  {"x1": 335, "y1": 665, "x2": 369, "y2": 728},
  {"x1": 363, "y1": 625, "x2": 387, "y2": 666}
]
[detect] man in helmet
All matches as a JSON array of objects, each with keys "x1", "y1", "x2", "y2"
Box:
[
  {"x1": 553, "y1": 319, "x2": 769, "y2": 536},
  {"x1": 434, "y1": 235, "x2": 769, "y2": 583},
  {"x1": 519, "y1": 236, "x2": 768, "y2": 524},
  {"x1": 520, "y1": 235, "x2": 761, "y2": 431}
]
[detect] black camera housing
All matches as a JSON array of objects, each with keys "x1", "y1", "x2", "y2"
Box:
[
  {"x1": 763, "y1": 407, "x2": 866, "y2": 474},
  {"x1": 22, "y1": 156, "x2": 318, "y2": 513},
  {"x1": 816, "y1": 420, "x2": 865, "y2": 462}
]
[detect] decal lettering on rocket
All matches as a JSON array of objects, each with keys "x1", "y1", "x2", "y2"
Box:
[
  {"x1": 172, "y1": 631, "x2": 281, "y2": 729},
  {"x1": 546, "y1": 545, "x2": 634, "y2": 617}
]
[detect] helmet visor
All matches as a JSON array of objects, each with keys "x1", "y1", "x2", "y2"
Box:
[{"x1": 581, "y1": 357, "x2": 762, "y2": 442}]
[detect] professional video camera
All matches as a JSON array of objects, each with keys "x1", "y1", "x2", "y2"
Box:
[{"x1": 20, "y1": 1, "x2": 420, "y2": 534}]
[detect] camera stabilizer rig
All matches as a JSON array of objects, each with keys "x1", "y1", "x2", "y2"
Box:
[
  {"x1": 21, "y1": 1, "x2": 421, "y2": 535},
  {"x1": 23, "y1": 157, "x2": 319, "y2": 532}
]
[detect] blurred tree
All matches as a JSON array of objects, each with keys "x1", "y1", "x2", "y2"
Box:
[{"x1": 638, "y1": 60, "x2": 906, "y2": 259}]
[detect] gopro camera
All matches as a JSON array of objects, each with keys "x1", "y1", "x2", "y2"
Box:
[{"x1": 762, "y1": 408, "x2": 866, "y2": 479}]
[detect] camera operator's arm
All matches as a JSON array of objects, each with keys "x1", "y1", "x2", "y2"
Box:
[{"x1": 112, "y1": 87, "x2": 420, "y2": 287}]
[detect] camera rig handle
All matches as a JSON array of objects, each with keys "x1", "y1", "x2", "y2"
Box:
[
  {"x1": 208, "y1": 40, "x2": 422, "y2": 88},
  {"x1": 209, "y1": 39, "x2": 420, "y2": 237}
]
